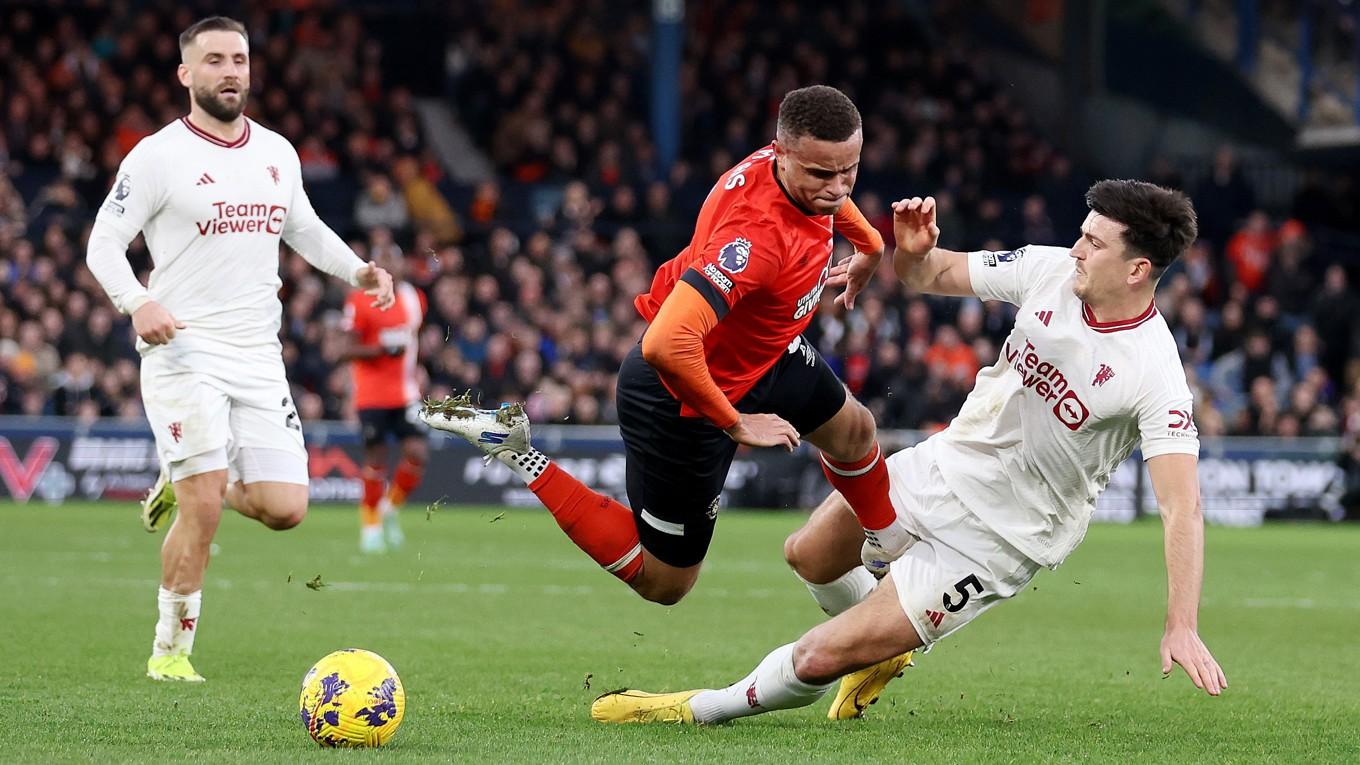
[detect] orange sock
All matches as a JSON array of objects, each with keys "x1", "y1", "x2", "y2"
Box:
[
  {"x1": 529, "y1": 463, "x2": 643, "y2": 582},
  {"x1": 359, "y1": 503, "x2": 381, "y2": 527},
  {"x1": 361, "y1": 466, "x2": 385, "y2": 526},
  {"x1": 387, "y1": 458, "x2": 423, "y2": 507},
  {"x1": 821, "y1": 443, "x2": 896, "y2": 531}
]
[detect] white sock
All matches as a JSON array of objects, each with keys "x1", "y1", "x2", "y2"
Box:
[
  {"x1": 152, "y1": 586, "x2": 201, "y2": 657},
  {"x1": 689, "y1": 643, "x2": 833, "y2": 724},
  {"x1": 797, "y1": 567, "x2": 876, "y2": 616},
  {"x1": 377, "y1": 496, "x2": 395, "y2": 518},
  {"x1": 863, "y1": 516, "x2": 916, "y2": 556},
  {"x1": 496, "y1": 448, "x2": 550, "y2": 484}
]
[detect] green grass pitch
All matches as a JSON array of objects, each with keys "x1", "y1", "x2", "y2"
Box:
[{"x1": 1, "y1": 501, "x2": 1357, "y2": 763}]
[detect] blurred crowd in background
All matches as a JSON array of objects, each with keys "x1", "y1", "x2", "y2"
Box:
[{"x1": 4, "y1": 0, "x2": 1360, "y2": 445}]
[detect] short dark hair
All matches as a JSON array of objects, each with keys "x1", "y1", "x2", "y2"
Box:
[
  {"x1": 1085, "y1": 179, "x2": 1198, "y2": 278},
  {"x1": 179, "y1": 16, "x2": 248, "y2": 54},
  {"x1": 776, "y1": 85, "x2": 861, "y2": 143}
]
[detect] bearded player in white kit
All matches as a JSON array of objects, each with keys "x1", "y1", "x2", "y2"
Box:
[
  {"x1": 592, "y1": 180, "x2": 1228, "y2": 725},
  {"x1": 86, "y1": 17, "x2": 394, "y2": 683}
]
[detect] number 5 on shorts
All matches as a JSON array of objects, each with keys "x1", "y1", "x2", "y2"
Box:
[{"x1": 943, "y1": 574, "x2": 984, "y2": 613}]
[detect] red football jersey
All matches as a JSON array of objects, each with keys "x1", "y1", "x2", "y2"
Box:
[
  {"x1": 635, "y1": 144, "x2": 836, "y2": 410},
  {"x1": 344, "y1": 282, "x2": 426, "y2": 410}
]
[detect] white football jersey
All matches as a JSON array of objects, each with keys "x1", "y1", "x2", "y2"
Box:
[
  {"x1": 91, "y1": 117, "x2": 363, "y2": 355},
  {"x1": 922, "y1": 245, "x2": 1199, "y2": 567}
]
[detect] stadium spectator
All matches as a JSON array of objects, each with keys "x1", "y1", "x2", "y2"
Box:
[
  {"x1": 353, "y1": 174, "x2": 410, "y2": 234},
  {"x1": 1224, "y1": 210, "x2": 1275, "y2": 294},
  {"x1": 0, "y1": 0, "x2": 1357, "y2": 455}
]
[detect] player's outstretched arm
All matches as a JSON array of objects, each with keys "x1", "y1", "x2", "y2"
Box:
[
  {"x1": 889, "y1": 197, "x2": 974, "y2": 297},
  {"x1": 282, "y1": 170, "x2": 394, "y2": 309},
  {"x1": 1147, "y1": 453, "x2": 1228, "y2": 697},
  {"x1": 829, "y1": 199, "x2": 885, "y2": 310},
  {"x1": 642, "y1": 281, "x2": 799, "y2": 451}
]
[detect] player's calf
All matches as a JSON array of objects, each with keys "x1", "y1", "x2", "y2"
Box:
[{"x1": 425, "y1": 391, "x2": 648, "y2": 590}]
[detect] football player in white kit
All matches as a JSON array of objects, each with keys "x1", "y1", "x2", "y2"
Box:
[
  {"x1": 592, "y1": 180, "x2": 1228, "y2": 725},
  {"x1": 86, "y1": 17, "x2": 395, "y2": 682}
]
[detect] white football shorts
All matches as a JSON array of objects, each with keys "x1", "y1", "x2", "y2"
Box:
[
  {"x1": 885, "y1": 437, "x2": 1042, "y2": 647},
  {"x1": 140, "y1": 345, "x2": 308, "y2": 485}
]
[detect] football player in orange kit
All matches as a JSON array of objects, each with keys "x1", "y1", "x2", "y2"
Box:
[
  {"x1": 422, "y1": 85, "x2": 908, "y2": 604},
  {"x1": 343, "y1": 240, "x2": 428, "y2": 553}
]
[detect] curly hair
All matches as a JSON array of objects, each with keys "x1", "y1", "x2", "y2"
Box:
[
  {"x1": 1085, "y1": 180, "x2": 1198, "y2": 278},
  {"x1": 776, "y1": 85, "x2": 862, "y2": 143}
]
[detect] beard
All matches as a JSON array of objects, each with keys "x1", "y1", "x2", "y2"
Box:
[{"x1": 192, "y1": 84, "x2": 248, "y2": 122}]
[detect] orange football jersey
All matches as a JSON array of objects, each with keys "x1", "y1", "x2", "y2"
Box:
[
  {"x1": 635, "y1": 144, "x2": 837, "y2": 409},
  {"x1": 344, "y1": 282, "x2": 426, "y2": 410}
]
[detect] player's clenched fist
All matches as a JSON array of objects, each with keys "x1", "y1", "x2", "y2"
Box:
[
  {"x1": 891, "y1": 196, "x2": 940, "y2": 257},
  {"x1": 131, "y1": 300, "x2": 186, "y2": 345}
]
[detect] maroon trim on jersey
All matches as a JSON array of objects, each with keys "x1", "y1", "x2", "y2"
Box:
[
  {"x1": 1082, "y1": 300, "x2": 1157, "y2": 333},
  {"x1": 180, "y1": 117, "x2": 251, "y2": 148}
]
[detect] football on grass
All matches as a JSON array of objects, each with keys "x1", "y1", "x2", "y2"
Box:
[{"x1": 299, "y1": 648, "x2": 405, "y2": 747}]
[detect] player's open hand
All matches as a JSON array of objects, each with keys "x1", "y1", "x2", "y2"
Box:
[
  {"x1": 356, "y1": 261, "x2": 395, "y2": 310},
  {"x1": 724, "y1": 413, "x2": 801, "y2": 452},
  {"x1": 131, "y1": 300, "x2": 186, "y2": 345},
  {"x1": 1160, "y1": 626, "x2": 1228, "y2": 696},
  {"x1": 891, "y1": 196, "x2": 940, "y2": 258},
  {"x1": 828, "y1": 248, "x2": 883, "y2": 311}
]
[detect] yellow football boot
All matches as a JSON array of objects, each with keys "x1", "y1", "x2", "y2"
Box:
[
  {"x1": 140, "y1": 470, "x2": 177, "y2": 533},
  {"x1": 591, "y1": 689, "x2": 700, "y2": 724},
  {"x1": 146, "y1": 654, "x2": 205, "y2": 683},
  {"x1": 827, "y1": 651, "x2": 913, "y2": 719}
]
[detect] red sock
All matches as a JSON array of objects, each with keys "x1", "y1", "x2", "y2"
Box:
[
  {"x1": 361, "y1": 466, "x2": 386, "y2": 524},
  {"x1": 821, "y1": 443, "x2": 896, "y2": 531},
  {"x1": 387, "y1": 458, "x2": 423, "y2": 507},
  {"x1": 529, "y1": 463, "x2": 643, "y2": 582}
]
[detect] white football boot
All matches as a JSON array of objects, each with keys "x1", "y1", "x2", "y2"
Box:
[{"x1": 418, "y1": 392, "x2": 531, "y2": 460}]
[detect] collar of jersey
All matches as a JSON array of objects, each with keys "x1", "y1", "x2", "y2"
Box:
[
  {"x1": 180, "y1": 116, "x2": 251, "y2": 148},
  {"x1": 770, "y1": 158, "x2": 819, "y2": 217},
  {"x1": 1082, "y1": 300, "x2": 1157, "y2": 333}
]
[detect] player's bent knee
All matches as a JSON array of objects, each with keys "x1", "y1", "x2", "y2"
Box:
[
  {"x1": 632, "y1": 568, "x2": 697, "y2": 606},
  {"x1": 263, "y1": 504, "x2": 307, "y2": 530},
  {"x1": 845, "y1": 402, "x2": 877, "y2": 456},
  {"x1": 257, "y1": 494, "x2": 308, "y2": 530},
  {"x1": 783, "y1": 529, "x2": 842, "y2": 583},
  {"x1": 637, "y1": 580, "x2": 692, "y2": 606},
  {"x1": 791, "y1": 635, "x2": 845, "y2": 686},
  {"x1": 783, "y1": 528, "x2": 804, "y2": 568}
]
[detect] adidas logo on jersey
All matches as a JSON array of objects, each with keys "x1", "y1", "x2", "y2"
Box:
[
  {"x1": 925, "y1": 609, "x2": 945, "y2": 628},
  {"x1": 1035, "y1": 310, "x2": 1053, "y2": 326},
  {"x1": 195, "y1": 173, "x2": 216, "y2": 186}
]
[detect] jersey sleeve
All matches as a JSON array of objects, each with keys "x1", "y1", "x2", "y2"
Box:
[
  {"x1": 833, "y1": 198, "x2": 885, "y2": 254},
  {"x1": 86, "y1": 141, "x2": 166, "y2": 313},
  {"x1": 1135, "y1": 357, "x2": 1200, "y2": 460},
  {"x1": 93, "y1": 141, "x2": 167, "y2": 241},
  {"x1": 677, "y1": 212, "x2": 783, "y2": 320},
  {"x1": 966, "y1": 245, "x2": 1071, "y2": 307},
  {"x1": 280, "y1": 146, "x2": 367, "y2": 286}
]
